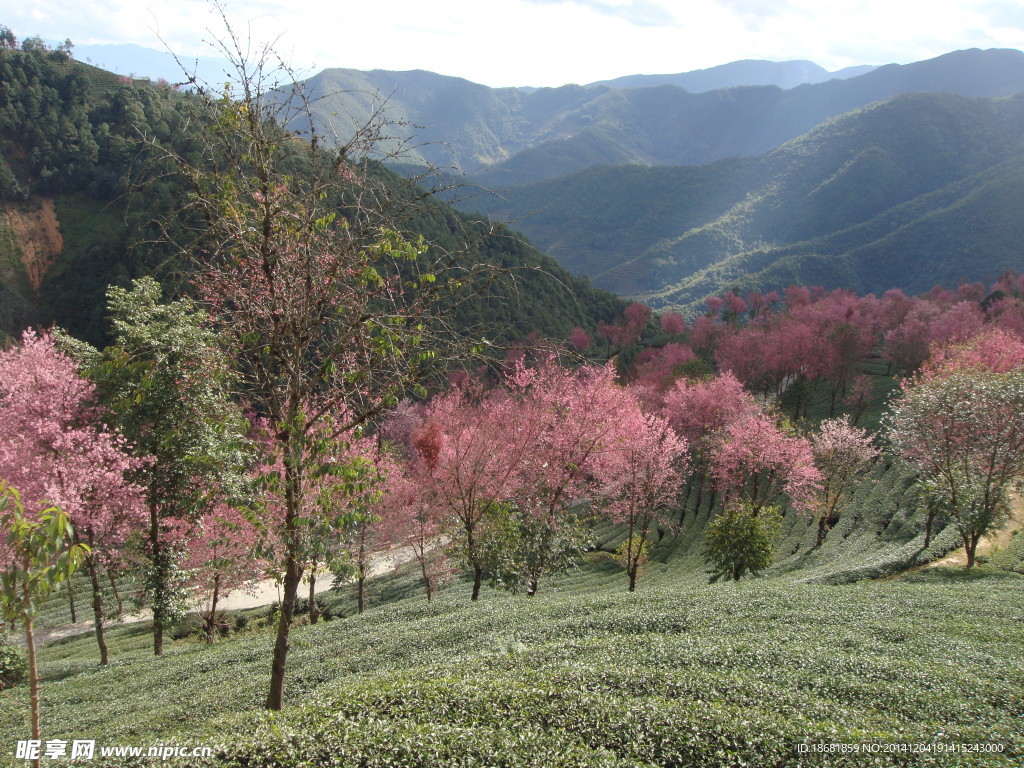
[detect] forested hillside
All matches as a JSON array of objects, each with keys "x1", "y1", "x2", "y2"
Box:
[
  {"x1": 472, "y1": 91, "x2": 1024, "y2": 308},
  {"x1": 0, "y1": 44, "x2": 621, "y2": 346},
  {"x1": 293, "y1": 48, "x2": 1024, "y2": 185}
]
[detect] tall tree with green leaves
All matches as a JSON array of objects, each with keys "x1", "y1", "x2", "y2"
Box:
[
  {"x1": 0, "y1": 484, "x2": 88, "y2": 768},
  {"x1": 80, "y1": 277, "x2": 248, "y2": 655}
]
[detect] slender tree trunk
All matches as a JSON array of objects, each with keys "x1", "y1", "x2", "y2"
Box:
[
  {"x1": 732, "y1": 563, "x2": 743, "y2": 581},
  {"x1": 85, "y1": 552, "x2": 109, "y2": 666},
  {"x1": 24, "y1": 611, "x2": 41, "y2": 768},
  {"x1": 149, "y1": 500, "x2": 164, "y2": 656},
  {"x1": 418, "y1": 552, "x2": 433, "y2": 602},
  {"x1": 924, "y1": 508, "x2": 936, "y2": 548},
  {"x1": 107, "y1": 569, "x2": 124, "y2": 618},
  {"x1": 266, "y1": 549, "x2": 302, "y2": 711},
  {"x1": 356, "y1": 565, "x2": 365, "y2": 615},
  {"x1": 205, "y1": 573, "x2": 221, "y2": 644},
  {"x1": 965, "y1": 533, "x2": 980, "y2": 568},
  {"x1": 308, "y1": 571, "x2": 319, "y2": 624},
  {"x1": 67, "y1": 575, "x2": 77, "y2": 623},
  {"x1": 471, "y1": 565, "x2": 483, "y2": 601},
  {"x1": 628, "y1": 566, "x2": 637, "y2": 592},
  {"x1": 816, "y1": 514, "x2": 828, "y2": 547},
  {"x1": 679, "y1": 481, "x2": 693, "y2": 525},
  {"x1": 792, "y1": 378, "x2": 804, "y2": 420}
]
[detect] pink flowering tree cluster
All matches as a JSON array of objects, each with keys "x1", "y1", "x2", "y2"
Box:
[
  {"x1": 710, "y1": 412, "x2": 821, "y2": 517},
  {"x1": 662, "y1": 372, "x2": 756, "y2": 514},
  {"x1": 394, "y1": 359, "x2": 691, "y2": 595},
  {"x1": 0, "y1": 331, "x2": 146, "y2": 666},
  {"x1": 598, "y1": 302, "x2": 651, "y2": 356}
]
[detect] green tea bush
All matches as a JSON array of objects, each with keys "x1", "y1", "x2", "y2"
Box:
[{"x1": 0, "y1": 632, "x2": 27, "y2": 689}]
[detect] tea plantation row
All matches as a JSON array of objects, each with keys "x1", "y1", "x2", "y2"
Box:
[{"x1": 1, "y1": 568, "x2": 1021, "y2": 767}]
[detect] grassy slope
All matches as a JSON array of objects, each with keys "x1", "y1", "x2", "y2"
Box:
[{"x1": 2, "y1": 365, "x2": 1022, "y2": 767}]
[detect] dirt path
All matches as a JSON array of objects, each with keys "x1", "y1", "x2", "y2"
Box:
[{"x1": 25, "y1": 544, "x2": 419, "y2": 647}]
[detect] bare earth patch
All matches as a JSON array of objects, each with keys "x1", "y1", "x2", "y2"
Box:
[{"x1": 1, "y1": 196, "x2": 63, "y2": 292}]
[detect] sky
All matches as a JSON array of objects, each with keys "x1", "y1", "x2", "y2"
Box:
[{"x1": 10, "y1": 0, "x2": 1024, "y2": 87}]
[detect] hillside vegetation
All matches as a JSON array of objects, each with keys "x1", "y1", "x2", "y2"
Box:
[
  {"x1": 0, "y1": 45, "x2": 621, "y2": 346},
  {"x1": 1, "y1": 469, "x2": 1021, "y2": 766},
  {"x1": 471, "y1": 91, "x2": 1024, "y2": 308}
]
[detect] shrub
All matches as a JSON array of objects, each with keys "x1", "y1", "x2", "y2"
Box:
[
  {"x1": 0, "y1": 632, "x2": 27, "y2": 689},
  {"x1": 703, "y1": 503, "x2": 782, "y2": 582}
]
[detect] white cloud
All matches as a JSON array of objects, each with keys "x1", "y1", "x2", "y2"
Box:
[{"x1": 4, "y1": 0, "x2": 1022, "y2": 87}]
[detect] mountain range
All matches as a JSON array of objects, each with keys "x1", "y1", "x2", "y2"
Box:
[
  {"x1": 471, "y1": 91, "x2": 1024, "y2": 309},
  {"x1": 5, "y1": 40, "x2": 1024, "y2": 326},
  {"x1": 0, "y1": 46, "x2": 620, "y2": 346},
  {"x1": 292, "y1": 48, "x2": 1024, "y2": 188}
]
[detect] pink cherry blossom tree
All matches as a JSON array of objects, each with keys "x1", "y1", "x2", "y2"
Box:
[
  {"x1": 659, "y1": 311, "x2": 686, "y2": 338},
  {"x1": 503, "y1": 360, "x2": 631, "y2": 595},
  {"x1": 0, "y1": 331, "x2": 146, "y2": 666},
  {"x1": 811, "y1": 418, "x2": 878, "y2": 546},
  {"x1": 604, "y1": 410, "x2": 688, "y2": 591},
  {"x1": 414, "y1": 384, "x2": 535, "y2": 600},
  {"x1": 710, "y1": 412, "x2": 821, "y2": 517},
  {"x1": 886, "y1": 329, "x2": 1024, "y2": 566}
]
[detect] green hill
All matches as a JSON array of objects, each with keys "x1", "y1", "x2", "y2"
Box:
[
  {"x1": 468, "y1": 91, "x2": 1024, "y2": 308},
  {"x1": 0, "y1": 46, "x2": 621, "y2": 346}
]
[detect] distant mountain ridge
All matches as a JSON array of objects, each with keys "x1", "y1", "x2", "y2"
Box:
[
  {"x1": 590, "y1": 59, "x2": 876, "y2": 91},
  {"x1": 290, "y1": 48, "x2": 1024, "y2": 186},
  {"x1": 469, "y1": 91, "x2": 1024, "y2": 310}
]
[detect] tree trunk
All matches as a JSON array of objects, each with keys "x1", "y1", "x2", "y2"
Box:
[
  {"x1": 816, "y1": 514, "x2": 828, "y2": 547},
  {"x1": 356, "y1": 565, "x2": 366, "y2": 615},
  {"x1": 107, "y1": 569, "x2": 124, "y2": 618},
  {"x1": 471, "y1": 565, "x2": 483, "y2": 601},
  {"x1": 964, "y1": 533, "x2": 980, "y2": 569},
  {"x1": 732, "y1": 563, "x2": 743, "y2": 581},
  {"x1": 86, "y1": 552, "x2": 109, "y2": 666},
  {"x1": 527, "y1": 576, "x2": 539, "y2": 596},
  {"x1": 679, "y1": 481, "x2": 693, "y2": 525},
  {"x1": 67, "y1": 575, "x2": 77, "y2": 624},
  {"x1": 266, "y1": 550, "x2": 302, "y2": 711},
  {"x1": 205, "y1": 573, "x2": 221, "y2": 644},
  {"x1": 24, "y1": 612, "x2": 41, "y2": 768},
  {"x1": 149, "y1": 501, "x2": 164, "y2": 656},
  {"x1": 308, "y1": 572, "x2": 319, "y2": 624},
  {"x1": 418, "y1": 554, "x2": 433, "y2": 602},
  {"x1": 628, "y1": 566, "x2": 637, "y2": 592}
]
